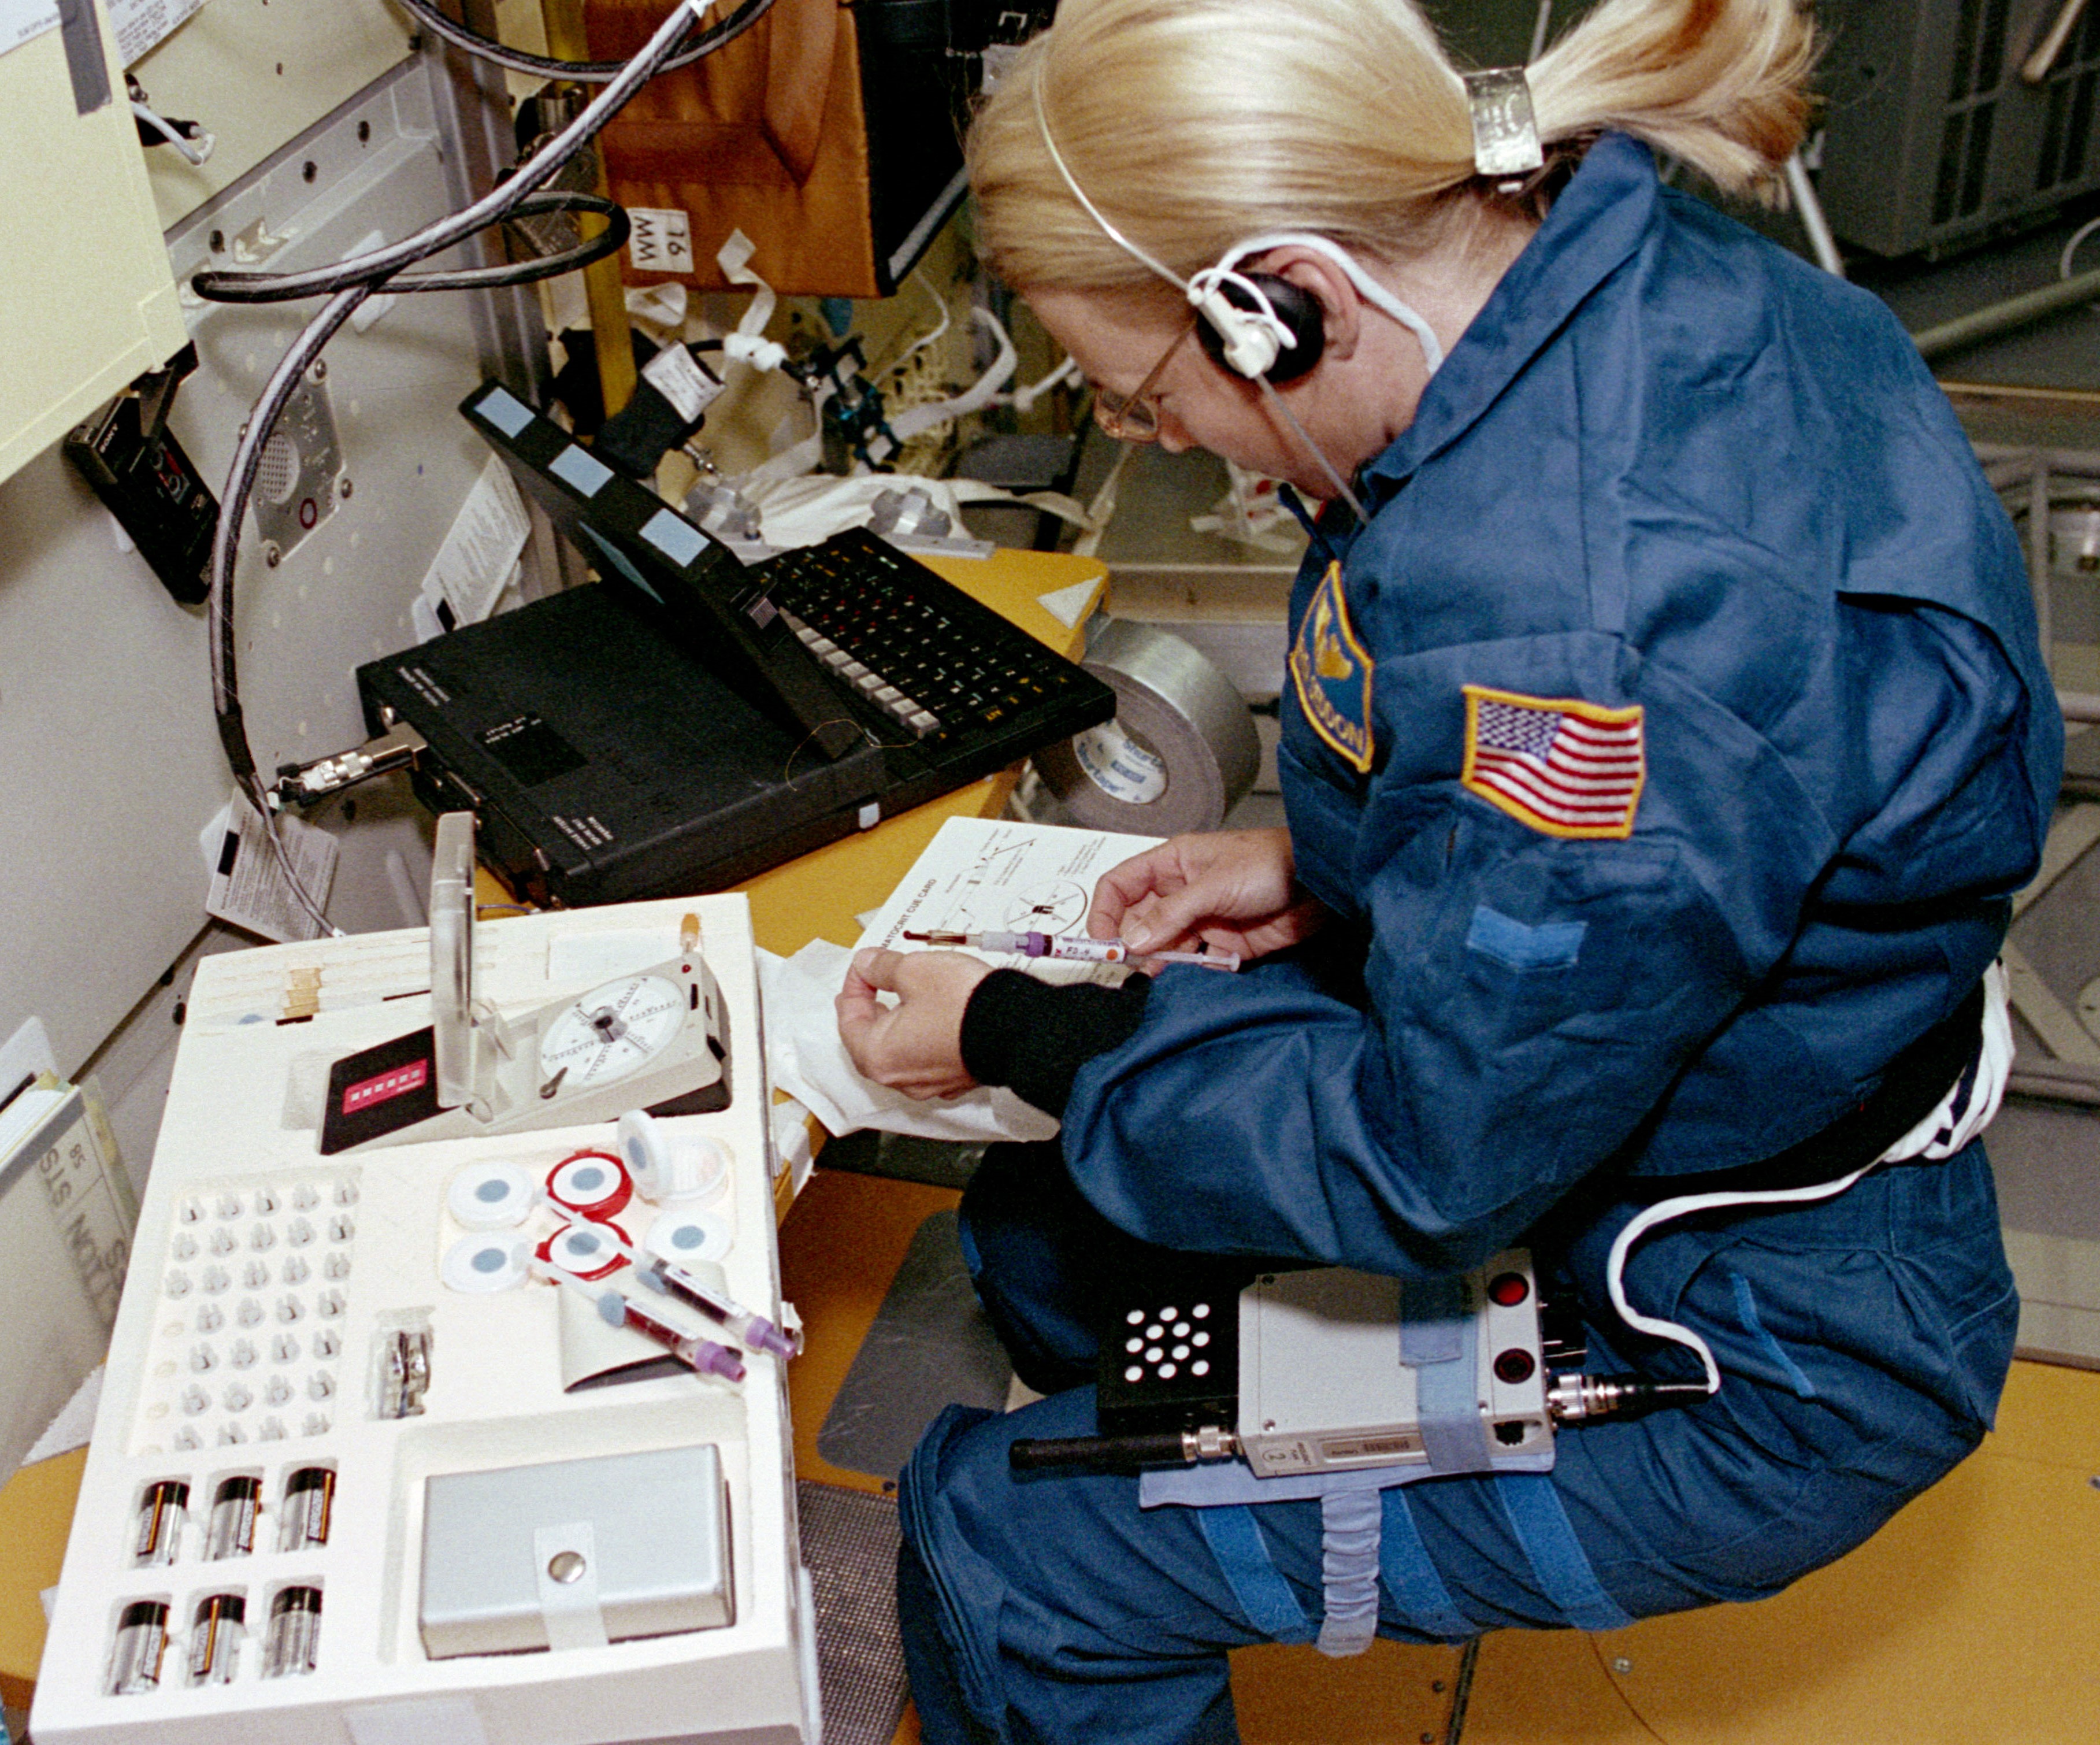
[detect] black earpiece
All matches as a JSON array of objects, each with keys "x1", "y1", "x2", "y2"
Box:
[{"x1": 1193, "y1": 272, "x2": 1326, "y2": 384}]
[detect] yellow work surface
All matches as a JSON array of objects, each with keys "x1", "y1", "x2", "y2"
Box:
[
  {"x1": 1235, "y1": 1360, "x2": 2100, "y2": 1745},
  {"x1": 0, "y1": 1446, "x2": 87, "y2": 1710},
  {"x1": 780, "y1": 1168, "x2": 966, "y2": 1500},
  {"x1": 1460, "y1": 1358, "x2": 2100, "y2": 1745}
]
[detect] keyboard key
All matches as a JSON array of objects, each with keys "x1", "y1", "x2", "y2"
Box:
[{"x1": 756, "y1": 527, "x2": 1107, "y2": 761}]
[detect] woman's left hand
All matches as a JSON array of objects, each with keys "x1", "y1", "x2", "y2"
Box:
[{"x1": 836, "y1": 947, "x2": 993, "y2": 1099}]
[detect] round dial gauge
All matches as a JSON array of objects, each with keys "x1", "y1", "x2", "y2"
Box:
[{"x1": 538, "y1": 975, "x2": 687, "y2": 1091}]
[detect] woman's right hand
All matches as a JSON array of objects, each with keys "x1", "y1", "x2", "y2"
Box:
[{"x1": 1088, "y1": 828, "x2": 1328, "y2": 962}]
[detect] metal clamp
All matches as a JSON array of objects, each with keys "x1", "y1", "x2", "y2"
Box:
[
  {"x1": 273, "y1": 721, "x2": 428, "y2": 807},
  {"x1": 1461, "y1": 67, "x2": 1544, "y2": 181},
  {"x1": 377, "y1": 1321, "x2": 434, "y2": 1419}
]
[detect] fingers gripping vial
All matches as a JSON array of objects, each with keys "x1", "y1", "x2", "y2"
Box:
[{"x1": 903, "y1": 929, "x2": 1240, "y2": 971}]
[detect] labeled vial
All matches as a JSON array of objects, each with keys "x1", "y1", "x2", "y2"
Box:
[
  {"x1": 278, "y1": 1467, "x2": 335, "y2": 1552},
  {"x1": 263, "y1": 1585, "x2": 322, "y2": 1678},
  {"x1": 187, "y1": 1592, "x2": 244, "y2": 1685},
  {"x1": 133, "y1": 1480, "x2": 188, "y2": 1567},
  {"x1": 206, "y1": 1475, "x2": 261, "y2": 1559},
  {"x1": 107, "y1": 1600, "x2": 169, "y2": 1695}
]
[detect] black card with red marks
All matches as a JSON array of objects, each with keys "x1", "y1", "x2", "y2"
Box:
[{"x1": 320, "y1": 1027, "x2": 443, "y2": 1154}]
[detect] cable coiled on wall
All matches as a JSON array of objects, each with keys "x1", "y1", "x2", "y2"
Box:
[{"x1": 191, "y1": 0, "x2": 774, "y2": 933}]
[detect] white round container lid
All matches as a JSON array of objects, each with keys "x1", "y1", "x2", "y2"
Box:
[
  {"x1": 441, "y1": 1234, "x2": 529, "y2": 1294},
  {"x1": 543, "y1": 1222, "x2": 628, "y2": 1280},
  {"x1": 447, "y1": 1162, "x2": 534, "y2": 1231},
  {"x1": 645, "y1": 1208, "x2": 732, "y2": 1266},
  {"x1": 547, "y1": 1151, "x2": 631, "y2": 1216}
]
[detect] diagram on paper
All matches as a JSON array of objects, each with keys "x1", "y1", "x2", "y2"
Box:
[
  {"x1": 858, "y1": 818, "x2": 1164, "y2": 982},
  {"x1": 1003, "y1": 879, "x2": 1089, "y2": 933}
]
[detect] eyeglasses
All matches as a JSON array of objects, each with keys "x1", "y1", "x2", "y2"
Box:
[{"x1": 1091, "y1": 320, "x2": 1195, "y2": 443}]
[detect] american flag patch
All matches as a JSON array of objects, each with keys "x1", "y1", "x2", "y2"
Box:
[{"x1": 1460, "y1": 686, "x2": 1644, "y2": 839}]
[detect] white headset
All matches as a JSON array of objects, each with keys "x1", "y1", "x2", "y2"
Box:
[
  {"x1": 1030, "y1": 70, "x2": 1446, "y2": 380},
  {"x1": 1196, "y1": 234, "x2": 1446, "y2": 376}
]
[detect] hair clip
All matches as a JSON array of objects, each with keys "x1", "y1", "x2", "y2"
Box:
[{"x1": 1461, "y1": 67, "x2": 1544, "y2": 185}]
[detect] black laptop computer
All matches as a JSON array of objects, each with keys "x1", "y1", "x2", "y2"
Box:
[{"x1": 351, "y1": 384, "x2": 1116, "y2": 906}]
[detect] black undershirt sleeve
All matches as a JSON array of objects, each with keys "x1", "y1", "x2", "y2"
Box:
[{"x1": 959, "y1": 969, "x2": 1154, "y2": 1118}]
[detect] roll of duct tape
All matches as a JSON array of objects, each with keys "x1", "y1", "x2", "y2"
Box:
[{"x1": 1034, "y1": 619, "x2": 1260, "y2": 835}]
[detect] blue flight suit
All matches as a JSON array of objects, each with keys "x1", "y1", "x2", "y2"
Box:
[{"x1": 900, "y1": 135, "x2": 2064, "y2": 1745}]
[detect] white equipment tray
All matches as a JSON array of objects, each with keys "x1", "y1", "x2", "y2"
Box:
[{"x1": 33, "y1": 895, "x2": 818, "y2": 1745}]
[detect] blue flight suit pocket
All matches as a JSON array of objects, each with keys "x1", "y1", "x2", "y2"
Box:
[
  {"x1": 1465, "y1": 905, "x2": 1588, "y2": 971},
  {"x1": 1436, "y1": 826, "x2": 1719, "y2": 1069}
]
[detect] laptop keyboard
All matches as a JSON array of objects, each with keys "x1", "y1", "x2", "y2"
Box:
[{"x1": 757, "y1": 529, "x2": 1099, "y2": 751}]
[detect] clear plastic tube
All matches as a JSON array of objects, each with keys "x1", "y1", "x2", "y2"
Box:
[
  {"x1": 530, "y1": 1257, "x2": 748, "y2": 1381},
  {"x1": 904, "y1": 929, "x2": 1241, "y2": 972},
  {"x1": 580, "y1": 1225, "x2": 799, "y2": 1358},
  {"x1": 595, "y1": 1288, "x2": 747, "y2": 1383},
  {"x1": 638, "y1": 1257, "x2": 799, "y2": 1360}
]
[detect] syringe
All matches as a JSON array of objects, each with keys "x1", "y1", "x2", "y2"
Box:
[
  {"x1": 529, "y1": 1258, "x2": 747, "y2": 1381},
  {"x1": 584, "y1": 1224, "x2": 801, "y2": 1361},
  {"x1": 595, "y1": 1287, "x2": 747, "y2": 1381},
  {"x1": 901, "y1": 930, "x2": 1240, "y2": 971}
]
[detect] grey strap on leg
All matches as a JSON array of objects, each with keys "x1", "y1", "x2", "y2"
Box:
[{"x1": 1315, "y1": 1488, "x2": 1383, "y2": 1657}]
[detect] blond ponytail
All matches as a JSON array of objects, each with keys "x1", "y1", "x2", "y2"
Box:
[
  {"x1": 1531, "y1": 0, "x2": 1816, "y2": 197},
  {"x1": 967, "y1": 0, "x2": 1816, "y2": 292}
]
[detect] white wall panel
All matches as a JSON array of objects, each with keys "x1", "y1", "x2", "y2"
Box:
[
  {"x1": 1, "y1": 54, "x2": 539, "y2": 1079},
  {"x1": 131, "y1": 0, "x2": 414, "y2": 228}
]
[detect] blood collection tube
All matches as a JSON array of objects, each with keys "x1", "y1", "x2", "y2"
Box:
[
  {"x1": 588, "y1": 1223, "x2": 799, "y2": 1360},
  {"x1": 133, "y1": 1480, "x2": 188, "y2": 1566},
  {"x1": 903, "y1": 929, "x2": 1240, "y2": 970},
  {"x1": 529, "y1": 1255, "x2": 745, "y2": 1381},
  {"x1": 595, "y1": 1287, "x2": 747, "y2": 1382},
  {"x1": 206, "y1": 1475, "x2": 261, "y2": 1559},
  {"x1": 107, "y1": 1600, "x2": 169, "y2": 1695},
  {"x1": 263, "y1": 1585, "x2": 322, "y2": 1677},
  {"x1": 187, "y1": 1592, "x2": 244, "y2": 1685},
  {"x1": 278, "y1": 1466, "x2": 335, "y2": 1551},
  {"x1": 639, "y1": 1256, "x2": 799, "y2": 1360}
]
